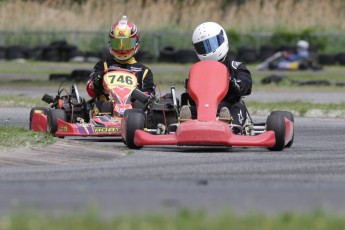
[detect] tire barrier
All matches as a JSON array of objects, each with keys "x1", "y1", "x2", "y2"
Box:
[
  {"x1": 0, "y1": 40, "x2": 99, "y2": 63},
  {"x1": 261, "y1": 74, "x2": 344, "y2": 87},
  {"x1": 0, "y1": 41, "x2": 342, "y2": 66},
  {"x1": 0, "y1": 46, "x2": 6, "y2": 60},
  {"x1": 6, "y1": 45, "x2": 31, "y2": 61},
  {"x1": 318, "y1": 54, "x2": 337, "y2": 65},
  {"x1": 135, "y1": 51, "x2": 155, "y2": 63},
  {"x1": 336, "y1": 53, "x2": 345, "y2": 65},
  {"x1": 259, "y1": 44, "x2": 277, "y2": 61},
  {"x1": 157, "y1": 46, "x2": 200, "y2": 63},
  {"x1": 49, "y1": 69, "x2": 92, "y2": 82},
  {"x1": 158, "y1": 46, "x2": 178, "y2": 63},
  {"x1": 237, "y1": 45, "x2": 258, "y2": 63}
]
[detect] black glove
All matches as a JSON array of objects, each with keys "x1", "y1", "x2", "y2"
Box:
[
  {"x1": 230, "y1": 77, "x2": 240, "y2": 94},
  {"x1": 92, "y1": 72, "x2": 103, "y2": 91}
]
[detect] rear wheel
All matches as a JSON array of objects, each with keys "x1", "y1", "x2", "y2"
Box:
[
  {"x1": 271, "y1": 111, "x2": 294, "y2": 147},
  {"x1": 47, "y1": 109, "x2": 67, "y2": 135},
  {"x1": 124, "y1": 109, "x2": 145, "y2": 149},
  {"x1": 266, "y1": 113, "x2": 285, "y2": 151},
  {"x1": 29, "y1": 107, "x2": 49, "y2": 130}
]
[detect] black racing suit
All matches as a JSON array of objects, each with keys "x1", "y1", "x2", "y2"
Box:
[
  {"x1": 219, "y1": 52, "x2": 252, "y2": 127},
  {"x1": 89, "y1": 56, "x2": 155, "y2": 96},
  {"x1": 184, "y1": 52, "x2": 252, "y2": 127}
]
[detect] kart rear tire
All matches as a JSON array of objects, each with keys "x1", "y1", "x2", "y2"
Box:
[
  {"x1": 266, "y1": 113, "x2": 285, "y2": 151},
  {"x1": 47, "y1": 109, "x2": 67, "y2": 135},
  {"x1": 124, "y1": 109, "x2": 145, "y2": 149},
  {"x1": 271, "y1": 111, "x2": 294, "y2": 147},
  {"x1": 29, "y1": 107, "x2": 49, "y2": 130}
]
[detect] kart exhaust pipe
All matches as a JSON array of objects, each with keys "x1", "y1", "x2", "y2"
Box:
[{"x1": 171, "y1": 86, "x2": 177, "y2": 108}]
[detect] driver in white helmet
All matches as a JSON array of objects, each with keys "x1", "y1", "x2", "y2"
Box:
[{"x1": 180, "y1": 22, "x2": 252, "y2": 134}]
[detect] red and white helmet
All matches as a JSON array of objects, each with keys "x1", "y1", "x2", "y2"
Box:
[
  {"x1": 192, "y1": 22, "x2": 229, "y2": 61},
  {"x1": 108, "y1": 15, "x2": 140, "y2": 61}
]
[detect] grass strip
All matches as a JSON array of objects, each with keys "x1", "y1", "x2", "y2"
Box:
[
  {"x1": 1, "y1": 209, "x2": 345, "y2": 230},
  {"x1": 0, "y1": 125, "x2": 55, "y2": 149},
  {"x1": 246, "y1": 101, "x2": 345, "y2": 117}
]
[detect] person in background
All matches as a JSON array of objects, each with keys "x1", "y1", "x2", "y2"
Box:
[
  {"x1": 273, "y1": 40, "x2": 310, "y2": 70},
  {"x1": 86, "y1": 15, "x2": 155, "y2": 113},
  {"x1": 180, "y1": 21, "x2": 252, "y2": 134}
]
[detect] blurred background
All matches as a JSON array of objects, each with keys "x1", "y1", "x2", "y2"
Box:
[{"x1": 0, "y1": 0, "x2": 344, "y2": 65}]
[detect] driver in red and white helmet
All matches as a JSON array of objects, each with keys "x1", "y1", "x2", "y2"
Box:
[
  {"x1": 181, "y1": 22, "x2": 252, "y2": 134},
  {"x1": 86, "y1": 15, "x2": 155, "y2": 106}
]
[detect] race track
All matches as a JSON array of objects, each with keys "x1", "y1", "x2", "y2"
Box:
[
  {"x1": 0, "y1": 109, "x2": 345, "y2": 216},
  {"x1": 1, "y1": 65, "x2": 345, "y2": 216}
]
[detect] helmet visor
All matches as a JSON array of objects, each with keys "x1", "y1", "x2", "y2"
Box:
[
  {"x1": 110, "y1": 38, "x2": 137, "y2": 51},
  {"x1": 193, "y1": 31, "x2": 225, "y2": 55}
]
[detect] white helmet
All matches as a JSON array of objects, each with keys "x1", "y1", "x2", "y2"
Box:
[
  {"x1": 297, "y1": 40, "x2": 309, "y2": 50},
  {"x1": 192, "y1": 22, "x2": 229, "y2": 61}
]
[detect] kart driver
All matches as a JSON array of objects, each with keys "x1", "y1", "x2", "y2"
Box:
[
  {"x1": 86, "y1": 15, "x2": 155, "y2": 112},
  {"x1": 180, "y1": 22, "x2": 252, "y2": 134}
]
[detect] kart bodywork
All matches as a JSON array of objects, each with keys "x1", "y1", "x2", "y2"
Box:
[
  {"x1": 30, "y1": 69, "x2": 141, "y2": 137},
  {"x1": 121, "y1": 60, "x2": 294, "y2": 151}
]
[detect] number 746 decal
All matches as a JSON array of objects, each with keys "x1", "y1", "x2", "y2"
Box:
[{"x1": 104, "y1": 71, "x2": 138, "y2": 90}]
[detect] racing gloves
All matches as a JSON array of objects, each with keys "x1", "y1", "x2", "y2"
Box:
[
  {"x1": 230, "y1": 77, "x2": 241, "y2": 94},
  {"x1": 92, "y1": 72, "x2": 104, "y2": 92}
]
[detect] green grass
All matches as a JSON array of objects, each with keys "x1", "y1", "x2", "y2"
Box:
[
  {"x1": 0, "y1": 95, "x2": 47, "y2": 107},
  {"x1": 0, "y1": 125, "x2": 55, "y2": 149},
  {"x1": 2, "y1": 209, "x2": 345, "y2": 230},
  {"x1": 246, "y1": 101, "x2": 345, "y2": 118}
]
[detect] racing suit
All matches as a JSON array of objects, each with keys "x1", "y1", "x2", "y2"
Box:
[
  {"x1": 88, "y1": 56, "x2": 155, "y2": 96},
  {"x1": 184, "y1": 52, "x2": 252, "y2": 128},
  {"x1": 219, "y1": 52, "x2": 252, "y2": 128},
  {"x1": 86, "y1": 56, "x2": 155, "y2": 113}
]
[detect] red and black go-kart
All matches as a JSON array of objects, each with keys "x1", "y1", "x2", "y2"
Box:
[
  {"x1": 121, "y1": 60, "x2": 294, "y2": 151},
  {"x1": 29, "y1": 68, "x2": 150, "y2": 137}
]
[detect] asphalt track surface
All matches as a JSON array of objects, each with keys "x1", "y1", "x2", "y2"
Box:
[
  {"x1": 0, "y1": 68, "x2": 345, "y2": 216},
  {"x1": 1, "y1": 110, "x2": 345, "y2": 216}
]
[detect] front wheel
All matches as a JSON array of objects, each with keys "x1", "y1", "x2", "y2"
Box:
[
  {"x1": 29, "y1": 107, "x2": 49, "y2": 130},
  {"x1": 266, "y1": 113, "x2": 285, "y2": 151},
  {"x1": 47, "y1": 109, "x2": 66, "y2": 135},
  {"x1": 270, "y1": 111, "x2": 294, "y2": 147},
  {"x1": 123, "y1": 109, "x2": 145, "y2": 149}
]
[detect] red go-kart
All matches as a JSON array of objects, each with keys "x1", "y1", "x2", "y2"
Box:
[
  {"x1": 121, "y1": 60, "x2": 294, "y2": 151},
  {"x1": 30, "y1": 68, "x2": 147, "y2": 137}
]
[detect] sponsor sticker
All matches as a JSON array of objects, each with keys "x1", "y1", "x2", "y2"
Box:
[{"x1": 94, "y1": 127, "x2": 121, "y2": 133}]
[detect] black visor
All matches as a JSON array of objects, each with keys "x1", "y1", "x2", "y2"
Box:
[{"x1": 193, "y1": 30, "x2": 225, "y2": 55}]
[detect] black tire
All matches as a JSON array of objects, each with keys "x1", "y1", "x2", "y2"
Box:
[
  {"x1": 158, "y1": 46, "x2": 177, "y2": 63},
  {"x1": 124, "y1": 109, "x2": 145, "y2": 149},
  {"x1": 101, "y1": 101, "x2": 113, "y2": 114},
  {"x1": 47, "y1": 109, "x2": 67, "y2": 135},
  {"x1": 49, "y1": 73, "x2": 71, "y2": 81},
  {"x1": 318, "y1": 54, "x2": 337, "y2": 65},
  {"x1": 29, "y1": 107, "x2": 49, "y2": 130},
  {"x1": 271, "y1": 111, "x2": 294, "y2": 147},
  {"x1": 0, "y1": 46, "x2": 6, "y2": 60},
  {"x1": 336, "y1": 53, "x2": 345, "y2": 65},
  {"x1": 132, "y1": 89, "x2": 150, "y2": 104},
  {"x1": 259, "y1": 44, "x2": 277, "y2": 61},
  {"x1": 237, "y1": 45, "x2": 258, "y2": 63},
  {"x1": 70, "y1": 69, "x2": 92, "y2": 82},
  {"x1": 174, "y1": 49, "x2": 199, "y2": 63},
  {"x1": 266, "y1": 113, "x2": 286, "y2": 151}
]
